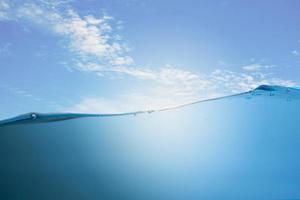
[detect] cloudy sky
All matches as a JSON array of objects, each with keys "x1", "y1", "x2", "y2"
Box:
[{"x1": 0, "y1": 0, "x2": 299, "y2": 119}]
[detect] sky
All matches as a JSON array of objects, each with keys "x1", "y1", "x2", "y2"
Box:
[{"x1": 0, "y1": 0, "x2": 300, "y2": 119}]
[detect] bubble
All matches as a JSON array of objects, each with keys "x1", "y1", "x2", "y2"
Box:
[{"x1": 31, "y1": 113, "x2": 37, "y2": 120}]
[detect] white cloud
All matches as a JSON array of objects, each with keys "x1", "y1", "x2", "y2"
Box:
[
  {"x1": 54, "y1": 11, "x2": 118, "y2": 60},
  {"x1": 110, "y1": 56, "x2": 134, "y2": 65},
  {"x1": 2, "y1": 1, "x2": 133, "y2": 69},
  {"x1": 242, "y1": 63, "x2": 270, "y2": 71},
  {"x1": 0, "y1": 0, "x2": 10, "y2": 20},
  {"x1": 39, "y1": 0, "x2": 74, "y2": 8},
  {"x1": 71, "y1": 98, "x2": 131, "y2": 114},
  {"x1": 0, "y1": 84, "x2": 43, "y2": 101},
  {"x1": 112, "y1": 66, "x2": 157, "y2": 80},
  {"x1": 69, "y1": 67, "x2": 297, "y2": 114},
  {"x1": 292, "y1": 50, "x2": 300, "y2": 57},
  {"x1": 210, "y1": 69, "x2": 295, "y2": 93}
]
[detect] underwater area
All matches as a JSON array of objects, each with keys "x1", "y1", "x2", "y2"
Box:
[{"x1": 0, "y1": 85, "x2": 300, "y2": 199}]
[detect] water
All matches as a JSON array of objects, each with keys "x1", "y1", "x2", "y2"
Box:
[{"x1": 0, "y1": 85, "x2": 300, "y2": 199}]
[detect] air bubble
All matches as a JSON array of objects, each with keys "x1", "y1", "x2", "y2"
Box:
[{"x1": 31, "y1": 113, "x2": 37, "y2": 120}]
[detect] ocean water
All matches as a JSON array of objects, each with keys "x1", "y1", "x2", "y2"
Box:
[{"x1": 0, "y1": 85, "x2": 300, "y2": 199}]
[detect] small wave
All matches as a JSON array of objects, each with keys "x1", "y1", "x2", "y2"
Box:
[{"x1": 1, "y1": 85, "x2": 299, "y2": 126}]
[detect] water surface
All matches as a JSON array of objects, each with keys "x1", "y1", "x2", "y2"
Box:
[{"x1": 0, "y1": 85, "x2": 300, "y2": 199}]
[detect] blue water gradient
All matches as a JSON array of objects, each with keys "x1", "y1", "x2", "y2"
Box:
[{"x1": 0, "y1": 85, "x2": 300, "y2": 199}]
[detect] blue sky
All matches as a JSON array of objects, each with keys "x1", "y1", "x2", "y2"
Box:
[{"x1": 0, "y1": 0, "x2": 300, "y2": 119}]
